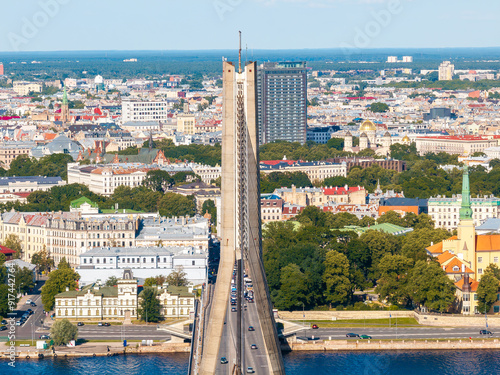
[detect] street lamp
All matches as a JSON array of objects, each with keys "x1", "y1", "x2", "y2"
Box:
[{"x1": 31, "y1": 322, "x2": 34, "y2": 346}]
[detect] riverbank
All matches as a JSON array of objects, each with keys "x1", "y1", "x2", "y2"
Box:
[
  {"x1": 4, "y1": 337, "x2": 500, "y2": 360},
  {"x1": 285, "y1": 338, "x2": 500, "y2": 352}
]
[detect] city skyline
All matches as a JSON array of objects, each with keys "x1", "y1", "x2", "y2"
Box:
[{"x1": 0, "y1": 0, "x2": 499, "y2": 52}]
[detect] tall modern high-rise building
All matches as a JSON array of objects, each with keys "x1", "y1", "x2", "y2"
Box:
[
  {"x1": 0, "y1": 63, "x2": 4, "y2": 76},
  {"x1": 257, "y1": 61, "x2": 307, "y2": 145},
  {"x1": 439, "y1": 61, "x2": 455, "y2": 81}
]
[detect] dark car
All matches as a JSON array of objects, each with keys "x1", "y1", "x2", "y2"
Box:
[
  {"x1": 312, "y1": 324, "x2": 319, "y2": 329},
  {"x1": 231, "y1": 307, "x2": 237, "y2": 312},
  {"x1": 346, "y1": 333, "x2": 359, "y2": 338},
  {"x1": 104, "y1": 322, "x2": 111, "y2": 326},
  {"x1": 220, "y1": 357, "x2": 228, "y2": 364},
  {"x1": 480, "y1": 330, "x2": 493, "y2": 335},
  {"x1": 250, "y1": 344, "x2": 258, "y2": 349},
  {"x1": 248, "y1": 326, "x2": 255, "y2": 331},
  {"x1": 1, "y1": 319, "x2": 7, "y2": 325},
  {"x1": 27, "y1": 309, "x2": 33, "y2": 315},
  {"x1": 39, "y1": 335, "x2": 50, "y2": 339},
  {"x1": 0, "y1": 326, "x2": 7, "y2": 331},
  {"x1": 77, "y1": 322, "x2": 84, "y2": 326},
  {"x1": 30, "y1": 302, "x2": 36, "y2": 307}
]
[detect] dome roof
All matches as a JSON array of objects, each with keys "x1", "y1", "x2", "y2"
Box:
[
  {"x1": 402, "y1": 134, "x2": 410, "y2": 142},
  {"x1": 359, "y1": 120, "x2": 377, "y2": 132}
]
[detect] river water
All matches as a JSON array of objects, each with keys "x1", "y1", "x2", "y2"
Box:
[{"x1": 1, "y1": 350, "x2": 499, "y2": 374}]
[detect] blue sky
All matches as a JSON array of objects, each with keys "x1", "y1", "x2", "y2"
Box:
[{"x1": 0, "y1": 0, "x2": 499, "y2": 52}]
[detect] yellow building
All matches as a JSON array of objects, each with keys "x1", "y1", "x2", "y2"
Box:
[{"x1": 177, "y1": 114, "x2": 196, "y2": 135}]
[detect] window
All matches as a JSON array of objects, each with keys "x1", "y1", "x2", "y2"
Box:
[
  {"x1": 495, "y1": 257, "x2": 499, "y2": 263},
  {"x1": 478, "y1": 257, "x2": 483, "y2": 263},
  {"x1": 478, "y1": 269, "x2": 483, "y2": 274},
  {"x1": 495, "y1": 306, "x2": 500, "y2": 313},
  {"x1": 474, "y1": 294, "x2": 478, "y2": 301}
]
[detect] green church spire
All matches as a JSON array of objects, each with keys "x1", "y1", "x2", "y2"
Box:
[
  {"x1": 62, "y1": 86, "x2": 68, "y2": 106},
  {"x1": 459, "y1": 164, "x2": 473, "y2": 220}
]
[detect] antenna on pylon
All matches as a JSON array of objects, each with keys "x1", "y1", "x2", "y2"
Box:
[{"x1": 238, "y1": 31, "x2": 242, "y2": 74}]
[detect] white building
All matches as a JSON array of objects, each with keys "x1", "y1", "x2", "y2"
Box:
[
  {"x1": 428, "y1": 195, "x2": 500, "y2": 230},
  {"x1": 439, "y1": 61, "x2": 455, "y2": 81},
  {"x1": 0, "y1": 176, "x2": 66, "y2": 194},
  {"x1": 122, "y1": 100, "x2": 170, "y2": 122},
  {"x1": 402, "y1": 56, "x2": 413, "y2": 63},
  {"x1": 77, "y1": 246, "x2": 208, "y2": 287}
]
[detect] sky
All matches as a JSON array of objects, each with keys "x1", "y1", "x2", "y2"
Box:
[{"x1": 0, "y1": 0, "x2": 499, "y2": 52}]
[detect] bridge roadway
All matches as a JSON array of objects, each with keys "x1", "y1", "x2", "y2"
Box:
[{"x1": 216, "y1": 290, "x2": 269, "y2": 374}]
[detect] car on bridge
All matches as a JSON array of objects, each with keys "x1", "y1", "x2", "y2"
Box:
[
  {"x1": 360, "y1": 335, "x2": 372, "y2": 339},
  {"x1": 480, "y1": 330, "x2": 493, "y2": 335},
  {"x1": 246, "y1": 367, "x2": 255, "y2": 373},
  {"x1": 250, "y1": 344, "x2": 258, "y2": 349},
  {"x1": 248, "y1": 326, "x2": 254, "y2": 331},
  {"x1": 346, "y1": 333, "x2": 359, "y2": 338},
  {"x1": 220, "y1": 357, "x2": 228, "y2": 364},
  {"x1": 231, "y1": 307, "x2": 237, "y2": 312}
]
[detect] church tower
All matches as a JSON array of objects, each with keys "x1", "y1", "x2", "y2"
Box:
[
  {"x1": 457, "y1": 165, "x2": 476, "y2": 273},
  {"x1": 61, "y1": 86, "x2": 69, "y2": 123}
]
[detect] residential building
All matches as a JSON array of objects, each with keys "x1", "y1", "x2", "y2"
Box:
[
  {"x1": 387, "y1": 56, "x2": 398, "y2": 63},
  {"x1": 54, "y1": 269, "x2": 139, "y2": 321},
  {"x1": 261, "y1": 195, "x2": 284, "y2": 223},
  {"x1": 177, "y1": 113, "x2": 196, "y2": 135},
  {"x1": 77, "y1": 246, "x2": 207, "y2": 286},
  {"x1": 0, "y1": 141, "x2": 36, "y2": 169},
  {"x1": 257, "y1": 61, "x2": 307, "y2": 145},
  {"x1": 415, "y1": 135, "x2": 496, "y2": 156},
  {"x1": 13, "y1": 81, "x2": 43, "y2": 96},
  {"x1": 274, "y1": 185, "x2": 366, "y2": 207},
  {"x1": 0, "y1": 176, "x2": 65, "y2": 193},
  {"x1": 260, "y1": 160, "x2": 347, "y2": 183},
  {"x1": 122, "y1": 100, "x2": 170, "y2": 122},
  {"x1": 152, "y1": 284, "x2": 196, "y2": 319},
  {"x1": 379, "y1": 197, "x2": 428, "y2": 216},
  {"x1": 402, "y1": 56, "x2": 413, "y2": 63},
  {"x1": 428, "y1": 195, "x2": 500, "y2": 230},
  {"x1": 306, "y1": 126, "x2": 340, "y2": 144},
  {"x1": 439, "y1": 61, "x2": 455, "y2": 81}
]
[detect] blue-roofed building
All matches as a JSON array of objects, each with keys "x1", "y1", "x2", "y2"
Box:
[
  {"x1": 30, "y1": 134, "x2": 82, "y2": 161},
  {"x1": 0, "y1": 175, "x2": 65, "y2": 193}
]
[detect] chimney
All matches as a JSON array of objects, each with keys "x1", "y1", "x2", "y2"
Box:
[{"x1": 462, "y1": 264, "x2": 465, "y2": 272}]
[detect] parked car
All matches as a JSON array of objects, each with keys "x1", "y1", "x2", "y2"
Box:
[
  {"x1": 77, "y1": 322, "x2": 84, "y2": 326},
  {"x1": 480, "y1": 330, "x2": 493, "y2": 335},
  {"x1": 104, "y1": 322, "x2": 110, "y2": 326},
  {"x1": 220, "y1": 357, "x2": 228, "y2": 364},
  {"x1": 360, "y1": 335, "x2": 372, "y2": 339},
  {"x1": 27, "y1": 309, "x2": 33, "y2": 315},
  {"x1": 1, "y1": 319, "x2": 7, "y2": 325},
  {"x1": 250, "y1": 344, "x2": 258, "y2": 349},
  {"x1": 248, "y1": 326, "x2": 255, "y2": 331},
  {"x1": 312, "y1": 324, "x2": 319, "y2": 329},
  {"x1": 98, "y1": 322, "x2": 103, "y2": 326},
  {"x1": 39, "y1": 335, "x2": 50, "y2": 339},
  {"x1": 0, "y1": 326, "x2": 7, "y2": 331},
  {"x1": 15, "y1": 320, "x2": 22, "y2": 326},
  {"x1": 346, "y1": 333, "x2": 359, "y2": 338}
]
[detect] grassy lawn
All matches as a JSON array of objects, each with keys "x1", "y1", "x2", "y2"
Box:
[{"x1": 294, "y1": 318, "x2": 420, "y2": 327}]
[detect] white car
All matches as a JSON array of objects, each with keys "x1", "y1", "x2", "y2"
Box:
[
  {"x1": 246, "y1": 367, "x2": 255, "y2": 374},
  {"x1": 25, "y1": 299, "x2": 32, "y2": 305}
]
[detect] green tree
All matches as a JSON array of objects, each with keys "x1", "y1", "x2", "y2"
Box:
[
  {"x1": 142, "y1": 170, "x2": 173, "y2": 192},
  {"x1": 41, "y1": 268, "x2": 79, "y2": 311},
  {"x1": 0, "y1": 284, "x2": 16, "y2": 317},
  {"x1": 58, "y1": 257, "x2": 71, "y2": 269},
  {"x1": 166, "y1": 267, "x2": 188, "y2": 287},
  {"x1": 484, "y1": 264, "x2": 500, "y2": 280},
  {"x1": 377, "y1": 211, "x2": 405, "y2": 227},
  {"x1": 144, "y1": 275, "x2": 167, "y2": 287},
  {"x1": 12, "y1": 266, "x2": 35, "y2": 294},
  {"x1": 476, "y1": 274, "x2": 499, "y2": 314},
  {"x1": 408, "y1": 260, "x2": 456, "y2": 312},
  {"x1": 376, "y1": 254, "x2": 413, "y2": 307},
  {"x1": 138, "y1": 287, "x2": 162, "y2": 323},
  {"x1": 323, "y1": 250, "x2": 352, "y2": 306},
  {"x1": 326, "y1": 137, "x2": 344, "y2": 150},
  {"x1": 0, "y1": 253, "x2": 6, "y2": 265},
  {"x1": 50, "y1": 319, "x2": 78, "y2": 345},
  {"x1": 201, "y1": 199, "x2": 217, "y2": 224},
  {"x1": 104, "y1": 276, "x2": 118, "y2": 287},
  {"x1": 31, "y1": 248, "x2": 54, "y2": 273},
  {"x1": 369, "y1": 102, "x2": 389, "y2": 113},
  {"x1": 274, "y1": 264, "x2": 309, "y2": 311},
  {"x1": 158, "y1": 193, "x2": 196, "y2": 217},
  {"x1": 401, "y1": 228, "x2": 451, "y2": 262},
  {"x1": 3, "y1": 234, "x2": 22, "y2": 259},
  {"x1": 360, "y1": 230, "x2": 401, "y2": 269}
]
